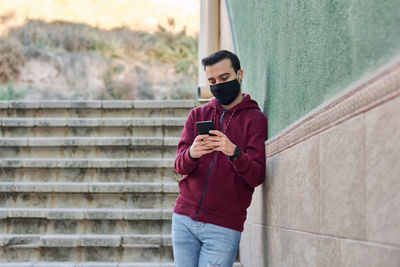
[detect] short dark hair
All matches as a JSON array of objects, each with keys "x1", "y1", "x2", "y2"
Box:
[{"x1": 201, "y1": 50, "x2": 241, "y2": 73}]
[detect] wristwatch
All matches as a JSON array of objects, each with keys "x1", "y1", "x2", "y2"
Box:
[{"x1": 229, "y1": 145, "x2": 241, "y2": 161}]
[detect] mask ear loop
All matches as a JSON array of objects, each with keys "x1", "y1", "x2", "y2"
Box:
[{"x1": 236, "y1": 70, "x2": 242, "y2": 85}]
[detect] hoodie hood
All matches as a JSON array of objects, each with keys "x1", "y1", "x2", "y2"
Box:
[
  {"x1": 206, "y1": 93, "x2": 261, "y2": 133},
  {"x1": 206, "y1": 93, "x2": 260, "y2": 113}
]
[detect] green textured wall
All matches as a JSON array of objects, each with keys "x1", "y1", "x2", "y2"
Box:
[{"x1": 226, "y1": 0, "x2": 400, "y2": 138}]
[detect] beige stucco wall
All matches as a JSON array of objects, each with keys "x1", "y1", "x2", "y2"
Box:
[{"x1": 239, "y1": 60, "x2": 400, "y2": 266}]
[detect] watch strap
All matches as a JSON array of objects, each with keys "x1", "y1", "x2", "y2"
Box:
[
  {"x1": 187, "y1": 146, "x2": 199, "y2": 161},
  {"x1": 229, "y1": 145, "x2": 241, "y2": 161}
]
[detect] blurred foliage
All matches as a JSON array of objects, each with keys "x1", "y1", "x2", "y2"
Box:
[
  {"x1": 10, "y1": 20, "x2": 124, "y2": 58},
  {"x1": 167, "y1": 79, "x2": 197, "y2": 100},
  {"x1": 148, "y1": 19, "x2": 198, "y2": 81},
  {"x1": 0, "y1": 84, "x2": 30, "y2": 100},
  {"x1": 8, "y1": 19, "x2": 197, "y2": 80},
  {"x1": 2, "y1": 18, "x2": 198, "y2": 100},
  {"x1": 0, "y1": 37, "x2": 26, "y2": 83}
]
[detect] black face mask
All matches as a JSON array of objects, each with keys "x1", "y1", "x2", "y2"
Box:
[{"x1": 210, "y1": 78, "x2": 241, "y2": 105}]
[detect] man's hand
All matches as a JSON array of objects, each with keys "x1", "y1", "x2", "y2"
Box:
[
  {"x1": 207, "y1": 130, "x2": 236, "y2": 156},
  {"x1": 189, "y1": 134, "x2": 216, "y2": 159}
]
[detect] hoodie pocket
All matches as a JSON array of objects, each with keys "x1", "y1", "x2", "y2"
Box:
[
  {"x1": 203, "y1": 167, "x2": 241, "y2": 215},
  {"x1": 178, "y1": 162, "x2": 209, "y2": 205},
  {"x1": 215, "y1": 154, "x2": 234, "y2": 173}
]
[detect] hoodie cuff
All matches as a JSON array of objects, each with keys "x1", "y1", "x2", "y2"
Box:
[{"x1": 232, "y1": 148, "x2": 246, "y2": 168}]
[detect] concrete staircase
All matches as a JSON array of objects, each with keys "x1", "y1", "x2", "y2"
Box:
[{"x1": 0, "y1": 100, "x2": 196, "y2": 267}]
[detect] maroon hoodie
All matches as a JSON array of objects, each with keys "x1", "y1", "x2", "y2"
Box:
[{"x1": 173, "y1": 93, "x2": 267, "y2": 232}]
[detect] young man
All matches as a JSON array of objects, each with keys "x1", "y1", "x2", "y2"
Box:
[{"x1": 172, "y1": 50, "x2": 267, "y2": 267}]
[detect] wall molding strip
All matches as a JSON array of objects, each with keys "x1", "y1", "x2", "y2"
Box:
[{"x1": 265, "y1": 57, "x2": 400, "y2": 158}]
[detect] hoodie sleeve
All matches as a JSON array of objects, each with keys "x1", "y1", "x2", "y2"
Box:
[
  {"x1": 174, "y1": 109, "x2": 199, "y2": 175},
  {"x1": 232, "y1": 114, "x2": 267, "y2": 188}
]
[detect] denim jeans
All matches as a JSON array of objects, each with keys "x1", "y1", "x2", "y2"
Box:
[{"x1": 172, "y1": 213, "x2": 241, "y2": 267}]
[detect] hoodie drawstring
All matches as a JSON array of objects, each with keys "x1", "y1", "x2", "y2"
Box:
[
  {"x1": 224, "y1": 106, "x2": 237, "y2": 133},
  {"x1": 213, "y1": 106, "x2": 237, "y2": 134}
]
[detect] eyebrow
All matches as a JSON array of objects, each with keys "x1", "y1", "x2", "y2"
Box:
[{"x1": 208, "y1": 72, "x2": 231, "y2": 81}]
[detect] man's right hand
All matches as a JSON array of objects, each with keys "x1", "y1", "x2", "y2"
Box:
[{"x1": 189, "y1": 134, "x2": 215, "y2": 159}]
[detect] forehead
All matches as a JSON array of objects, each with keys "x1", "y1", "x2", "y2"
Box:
[{"x1": 205, "y1": 58, "x2": 235, "y2": 78}]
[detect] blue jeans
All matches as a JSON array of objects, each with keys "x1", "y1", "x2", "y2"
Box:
[{"x1": 172, "y1": 213, "x2": 241, "y2": 267}]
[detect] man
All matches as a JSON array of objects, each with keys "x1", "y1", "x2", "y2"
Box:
[{"x1": 172, "y1": 50, "x2": 267, "y2": 267}]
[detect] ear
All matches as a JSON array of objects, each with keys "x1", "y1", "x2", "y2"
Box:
[{"x1": 237, "y1": 69, "x2": 244, "y2": 83}]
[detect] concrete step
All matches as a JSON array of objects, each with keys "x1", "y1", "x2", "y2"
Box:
[
  {"x1": 0, "y1": 167, "x2": 180, "y2": 183},
  {"x1": 1, "y1": 216, "x2": 172, "y2": 235},
  {"x1": 0, "y1": 234, "x2": 172, "y2": 248},
  {"x1": 1, "y1": 126, "x2": 183, "y2": 138},
  {"x1": 0, "y1": 147, "x2": 177, "y2": 160},
  {"x1": 0, "y1": 118, "x2": 185, "y2": 137},
  {"x1": 0, "y1": 158, "x2": 174, "y2": 168},
  {"x1": 0, "y1": 118, "x2": 186, "y2": 127},
  {"x1": 0, "y1": 100, "x2": 198, "y2": 119},
  {"x1": 0, "y1": 262, "x2": 182, "y2": 267},
  {"x1": 0, "y1": 137, "x2": 179, "y2": 147},
  {"x1": 0, "y1": 100, "x2": 199, "y2": 109},
  {"x1": 0, "y1": 137, "x2": 179, "y2": 159},
  {"x1": 0, "y1": 262, "x2": 242, "y2": 267},
  {"x1": 0, "y1": 107, "x2": 192, "y2": 119},
  {"x1": 0, "y1": 192, "x2": 177, "y2": 210},
  {"x1": 0, "y1": 246, "x2": 173, "y2": 262},
  {"x1": 0, "y1": 262, "x2": 173, "y2": 267},
  {"x1": 0, "y1": 208, "x2": 173, "y2": 220},
  {"x1": 0, "y1": 182, "x2": 178, "y2": 193}
]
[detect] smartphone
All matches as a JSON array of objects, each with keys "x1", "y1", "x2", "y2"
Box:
[{"x1": 196, "y1": 121, "x2": 216, "y2": 136}]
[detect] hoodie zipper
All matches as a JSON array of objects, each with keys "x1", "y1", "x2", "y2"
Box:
[{"x1": 194, "y1": 110, "x2": 226, "y2": 220}]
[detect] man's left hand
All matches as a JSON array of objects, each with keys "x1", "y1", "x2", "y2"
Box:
[{"x1": 207, "y1": 130, "x2": 236, "y2": 156}]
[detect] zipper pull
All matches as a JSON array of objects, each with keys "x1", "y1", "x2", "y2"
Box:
[{"x1": 220, "y1": 110, "x2": 226, "y2": 131}]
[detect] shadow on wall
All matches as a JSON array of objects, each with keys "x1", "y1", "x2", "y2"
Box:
[{"x1": 0, "y1": 18, "x2": 198, "y2": 100}]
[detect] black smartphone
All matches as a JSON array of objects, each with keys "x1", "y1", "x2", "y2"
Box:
[{"x1": 196, "y1": 121, "x2": 216, "y2": 136}]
